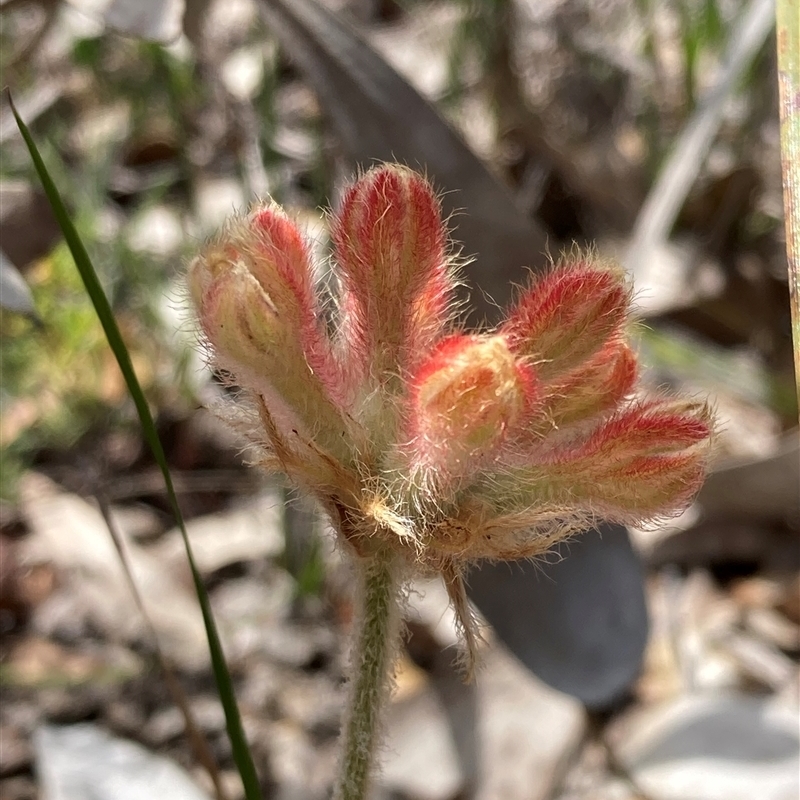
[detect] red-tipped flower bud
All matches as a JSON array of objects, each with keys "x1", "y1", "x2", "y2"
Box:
[
  {"x1": 537, "y1": 398, "x2": 713, "y2": 518},
  {"x1": 502, "y1": 261, "x2": 630, "y2": 379},
  {"x1": 558, "y1": 449, "x2": 710, "y2": 520},
  {"x1": 573, "y1": 399, "x2": 714, "y2": 461},
  {"x1": 332, "y1": 165, "x2": 455, "y2": 381},
  {"x1": 541, "y1": 340, "x2": 638, "y2": 429},
  {"x1": 188, "y1": 204, "x2": 348, "y2": 454},
  {"x1": 408, "y1": 334, "x2": 537, "y2": 476}
]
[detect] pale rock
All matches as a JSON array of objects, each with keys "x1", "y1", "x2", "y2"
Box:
[
  {"x1": 211, "y1": 576, "x2": 336, "y2": 669},
  {"x1": 266, "y1": 719, "x2": 336, "y2": 800},
  {"x1": 126, "y1": 205, "x2": 184, "y2": 256},
  {"x1": 104, "y1": 0, "x2": 184, "y2": 42},
  {"x1": 475, "y1": 646, "x2": 585, "y2": 800},
  {"x1": 380, "y1": 684, "x2": 464, "y2": 800},
  {"x1": 153, "y1": 490, "x2": 284, "y2": 576},
  {"x1": 379, "y1": 642, "x2": 585, "y2": 800},
  {"x1": 194, "y1": 177, "x2": 246, "y2": 234},
  {"x1": 69, "y1": 101, "x2": 132, "y2": 157},
  {"x1": 67, "y1": 0, "x2": 185, "y2": 42},
  {"x1": 600, "y1": 235, "x2": 725, "y2": 316},
  {"x1": 35, "y1": 723, "x2": 211, "y2": 800},
  {"x1": 107, "y1": 503, "x2": 163, "y2": 542},
  {"x1": 222, "y1": 46, "x2": 265, "y2": 100},
  {"x1": 46, "y1": 4, "x2": 104, "y2": 60},
  {"x1": 205, "y1": 0, "x2": 257, "y2": 44},
  {"x1": 368, "y1": 4, "x2": 462, "y2": 99},
  {"x1": 406, "y1": 577, "x2": 461, "y2": 649},
  {"x1": 157, "y1": 277, "x2": 211, "y2": 396},
  {"x1": 614, "y1": 692, "x2": 800, "y2": 800},
  {"x1": 18, "y1": 474, "x2": 209, "y2": 670},
  {"x1": 272, "y1": 126, "x2": 318, "y2": 161}
]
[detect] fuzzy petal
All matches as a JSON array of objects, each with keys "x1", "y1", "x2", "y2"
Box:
[
  {"x1": 332, "y1": 165, "x2": 456, "y2": 383},
  {"x1": 405, "y1": 334, "x2": 538, "y2": 481},
  {"x1": 539, "y1": 340, "x2": 638, "y2": 429},
  {"x1": 502, "y1": 260, "x2": 630, "y2": 380},
  {"x1": 189, "y1": 205, "x2": 351, "y2": 457}
]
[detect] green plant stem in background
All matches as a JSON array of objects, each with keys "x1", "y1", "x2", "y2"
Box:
[
  {"x1": 776, "y1": 0, "x2": 800, "y2": 411},
  {"x1": 334, "y1": 553, "x2": 399, "y2": 800},
  {"x1": 10, "y1": 96, "x2": 263, "y2": 800}
]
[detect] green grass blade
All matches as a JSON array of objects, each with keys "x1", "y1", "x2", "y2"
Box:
[{"x1": 10, "y1": 96, "x2": 263, "y2": 800}]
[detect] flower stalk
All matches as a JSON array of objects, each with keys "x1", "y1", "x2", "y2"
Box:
[
  {"x1": 334, "y1": 552, "x2": 400, "y2": 800},
  {"x1": 187, "y1": 164, "x2": 714, "y2": 798}
]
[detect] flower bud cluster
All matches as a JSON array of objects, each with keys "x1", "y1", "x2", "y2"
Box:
[{"x1": 189, "y1": 164, "x2": 713, "y2": 656}]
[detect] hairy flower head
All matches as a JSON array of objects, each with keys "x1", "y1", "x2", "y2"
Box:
[{"x1": 188, "y1": 164, "x2": 714, "y2": 665}]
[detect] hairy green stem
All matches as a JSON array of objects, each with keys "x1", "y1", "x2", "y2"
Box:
[{"x1": 334, "y1": 553, "x2": 399, "y2": 800}]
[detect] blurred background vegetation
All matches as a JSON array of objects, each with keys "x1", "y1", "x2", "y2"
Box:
[{"x1": 0, "y1": 0, "x2": 798, "y2": 798}]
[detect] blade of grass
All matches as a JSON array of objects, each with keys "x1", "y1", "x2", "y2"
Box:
[
  {"x1": 776, "y1": 0, "x2": 800, "y2": 412},
  {"x1": 94, "y1": 491, "x2": 230, "y2": 800},
  {"x1": 9, "y1": 95, "x2": 263, "y2": 800}
]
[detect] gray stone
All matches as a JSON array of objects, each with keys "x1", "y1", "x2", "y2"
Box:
[
  {"x1": 615, "y1": 692, "x2": 800, "y2": 800},
  {"x1": 378, "y1": 643, "x2": 585, "y2": 800},
  {"x1": 154, "y1": 490, "x2": 284, "y2": 576},
  {"x1": 380, "y1": 683, "x2": 464, "y2": 800},
  {"x1": 18, "y1": 474, "x2": 209, "y2": 670},
  {"x1": 0, "y1": 249, "x2": 36, "y2": 317},
  {"x1": 35, "y1": 724, "x2": 211, "y2": 800},
  {"x1": 474, "y1": 646, "x2": 585, "y2": 800},
  {"x1": 468, "y1": 524, "x2": 649, "y2": 709}
]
